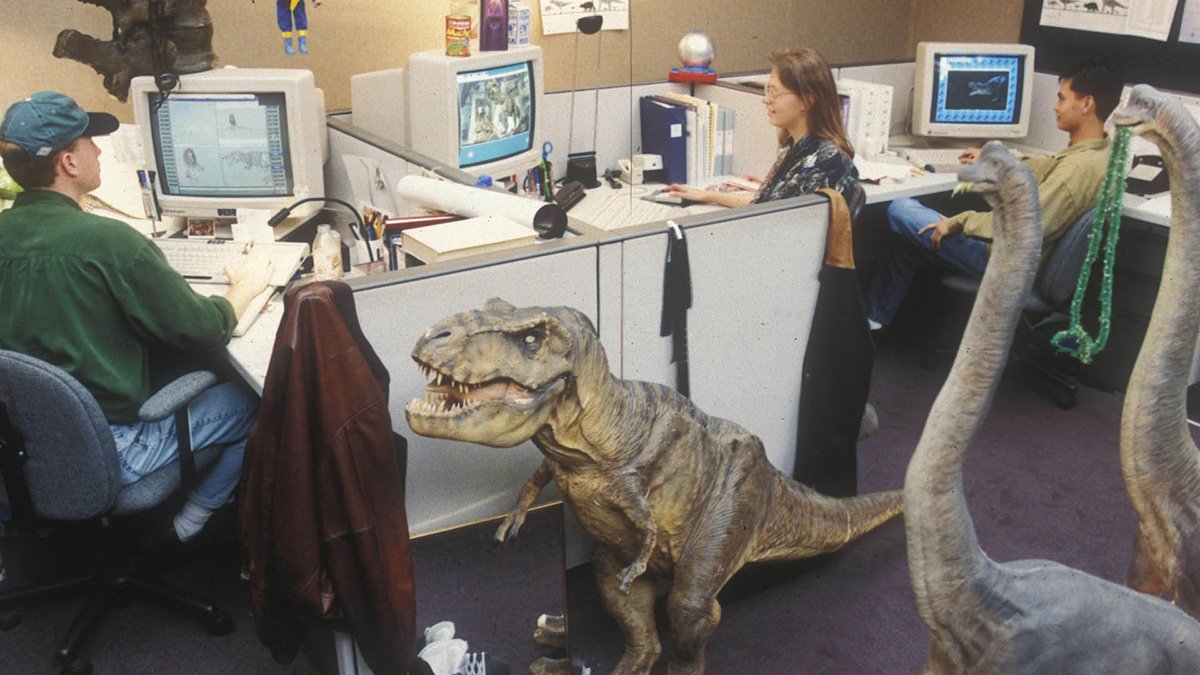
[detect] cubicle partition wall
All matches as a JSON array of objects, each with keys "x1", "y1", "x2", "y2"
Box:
[
  {"x1": 323, "y1": 118, "x2": 834, "y2": 542},
  {"x1": 351, "y1": 246, "x2": 599, "y2": 534},
  {"x1": 607, "y1": 202, "x2": 829, "y2": 476}
]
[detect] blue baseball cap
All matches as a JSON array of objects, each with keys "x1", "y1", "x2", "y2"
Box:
[{"x1": 0, "y1": 92, "x2": 120, "y2": 158}]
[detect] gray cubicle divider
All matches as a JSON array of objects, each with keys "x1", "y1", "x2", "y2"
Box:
[
  {"x1": 351, "y1": 246, "x2": 599, "y2": 535},
  {"x1": 606, "y1": 200, "x2": 828, "y2": 476},
  {"x1": 339, "y1": 197, "x2": 830, "y2": 538},
  {"x1": 325, "y1": 112, "x2": 833, "y2": 544}
]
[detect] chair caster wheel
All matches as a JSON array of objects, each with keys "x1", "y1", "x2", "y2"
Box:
[
  {"x1": 0, "y1": 609, "x2": 21, "y2": 630},
  {"x1": 206, "y1": 609, "x2": 234, "y2": 636},
  {"x1": 60, "y1": 657, "x2": 92, "y2": 675}
]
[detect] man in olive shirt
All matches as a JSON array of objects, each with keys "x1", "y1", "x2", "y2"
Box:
[
  {"x1": 0, "y1": 92, "x2": 273, "y2": 542},
  {"x1": 864, "y1": 58, "x2": 1124, "y2": 328}
]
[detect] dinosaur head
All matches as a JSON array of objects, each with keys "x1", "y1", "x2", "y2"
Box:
[
  {"x1": 955, "y1": 141, "x2": 1028, "y2": 199},
  {"x1": 1112, "y1": 84, "x2": 1198, "y2": 153},
  {"x1": 406, "y1": 298, "x2": 593, "y2": 447}
]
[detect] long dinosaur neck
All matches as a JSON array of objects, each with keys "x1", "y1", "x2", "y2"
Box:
[
  {"x1": 1121, "y1": 115, "x2": 1200, "y2": 509},
  {"x1": 905, "y1": 173, "x2": 1043, "y2": 627}
]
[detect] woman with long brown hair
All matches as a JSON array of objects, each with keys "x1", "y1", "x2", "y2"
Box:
[{"x1": 666, "y1": 48, "x2": 858, "y2": 207}]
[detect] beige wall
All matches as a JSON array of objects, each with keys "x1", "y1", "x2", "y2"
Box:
[
  {"x1": 0, "y1": 1, "x2": 1022, "y2": 124},
  {"x1": 907, "y1": 0, "x2": 1024, "y2": 52}
]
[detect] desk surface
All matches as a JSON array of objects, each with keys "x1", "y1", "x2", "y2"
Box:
[
  {"x1": 163, "y1": 175, "x2": 1176, "y2": 397},
  {"x1": 568, "y1": 182, "x2": 723, "y2": 230},
  {"x1": 224, "y1": 292, "x2": 282, "y2": 394}
]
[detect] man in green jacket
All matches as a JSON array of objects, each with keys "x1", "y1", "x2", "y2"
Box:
[
  {"x1": 0, "y1": 92, "x2": 273, "y2": 542},
  {"x1": 864, "y1": 58, "x2": 1123, "y2": 329}
]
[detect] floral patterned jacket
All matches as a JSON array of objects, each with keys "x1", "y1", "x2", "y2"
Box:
[{"x1": 753, "y1": 134, "x2": 858, "y2": 204}]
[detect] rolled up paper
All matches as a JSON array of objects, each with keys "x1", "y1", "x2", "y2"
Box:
[{"x1": 395, "y1": 175, "x2": 566, "y2": 238}]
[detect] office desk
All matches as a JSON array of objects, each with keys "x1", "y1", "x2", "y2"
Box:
[
  {"x1": 1079, "y1": 191, "x2": 1200, "y2": 390},
  {"x1": 566, "y1": 173, "x2": 958, "y2": 231},
  {"x1": 862, "y1": 172, "x2": 958, "y2": 204},
  {"x1": 567, "y1": 182, "x2": 723, "y2": 231},
  {"x1": 224, "y1": 292, "x2": 283, "y2": 394}
]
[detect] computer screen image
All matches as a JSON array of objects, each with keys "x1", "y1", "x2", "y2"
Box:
[
  {"x1": 457, "y1": 61, "x2": 535, "y2": 169},
  {"x1": 350, "y1": 45, "x2": 545, "y2": 180},
  {"x1": 130, "y1": 68, "x2": 327, "y2": 224},
  {"x1": 912, "y1": 42, "x2": 1035, "y2": 139},
  {"x1": 150, "y1": 93, "x2": 293, "y2": 199}
]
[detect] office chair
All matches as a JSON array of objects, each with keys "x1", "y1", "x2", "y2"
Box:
[
  {"x1": 843, "y1": 179, "x2": 867, "y2": 226},
  {"x1": 936, "y1": 207, "x2": 1097, "y2": 409},
  {"x1": 0, "y1": 350, "x2": 234, "y2": 675}
]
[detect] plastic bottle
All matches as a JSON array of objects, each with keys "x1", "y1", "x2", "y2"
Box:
[{"x1": 312, "y1": 224, "x2": 343, "y2": 281}]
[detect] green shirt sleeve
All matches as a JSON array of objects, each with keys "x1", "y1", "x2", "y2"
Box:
[{"x1": 105, "y1": 235, "x2": 238, "y2": 346}]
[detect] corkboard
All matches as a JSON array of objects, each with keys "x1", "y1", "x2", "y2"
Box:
[
  {"x1": 1020, "y1": 0, "x2": 1200, "y2": 93},
  {"x1": 1, "y1": 0, "x2": 916, "y2": 123}
]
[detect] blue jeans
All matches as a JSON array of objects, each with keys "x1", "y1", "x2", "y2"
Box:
[
  {"x1": 110, "y1": 382, "x2": 257, "y2": 510},
  {"x1": 864, "y1": 197, "x2": 990, "y2": 327}
]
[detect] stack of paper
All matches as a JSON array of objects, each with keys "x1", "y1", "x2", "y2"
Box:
[{"x1": 400, "y1": 215, "x2": 535, "y2": 264}]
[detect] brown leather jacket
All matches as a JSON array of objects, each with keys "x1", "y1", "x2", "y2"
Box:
[{"x1": 239, "y1": 281, "x2": 416, "y2": 674}]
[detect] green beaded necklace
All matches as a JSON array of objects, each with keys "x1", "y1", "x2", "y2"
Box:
[{"x1": 1050, "y1": 125, "x2": 1132, "y2": 364}]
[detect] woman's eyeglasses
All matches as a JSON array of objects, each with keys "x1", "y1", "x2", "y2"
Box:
[{"x1": 763, "y1": 86, "x2": 795, "y2": 102}]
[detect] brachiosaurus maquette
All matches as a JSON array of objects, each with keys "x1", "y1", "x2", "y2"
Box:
[
  {"x1": 904, "y1": 141, "x2": 1200, "y2": 673},
  {"x1": 1115, "y1": 85, "x2": 1200, "y2": 617},
  {"x1": 406, "y1": 298, "x2": 902, "y2": 674}
]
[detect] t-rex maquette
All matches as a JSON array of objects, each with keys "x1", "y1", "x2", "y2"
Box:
[
  {"x1": 54, "y1": 0, "x2": 216, "y2": 102},
  {"x1": 905, "y1": 142, "x2": 1200, "y2": 673},
  {"x1": 1114, "y1": 85, "x2": 1200, "y2": 617},
  {"x1": 406, "y1": 299, "x2": 903, "y2": 674}
]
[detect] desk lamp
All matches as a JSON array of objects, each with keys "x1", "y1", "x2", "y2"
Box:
[{"x1": 565, "y1": 14, "x2": 604, "y2": 189}]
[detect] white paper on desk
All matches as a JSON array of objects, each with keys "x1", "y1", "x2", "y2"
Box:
[
  {"x1": 853, "y1": 156, "x2": 913, "y2": 183},
  {"x1": 232, "y1": 208, "x2": 276, "y2": 243},
  {"x1": 395, "y1": 175, "x2": 566, "y2": 234},
  {"x1": 342, "y1": 155, "x2": 399, "y2": 215}
]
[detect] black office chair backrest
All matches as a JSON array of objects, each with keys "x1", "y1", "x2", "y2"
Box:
[
  {"x1": 1028, "y1": 207, "x2": 1097, "y2": 313},
  {"x1": 844, "y1": 179, "x2": 867, "y2": 226},
  {"x1": 0, "y1": 350, "x2": 121, "y2": 521}
]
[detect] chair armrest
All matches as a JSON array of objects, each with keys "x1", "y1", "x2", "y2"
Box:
[{"x1": 138, "y1": 371, "x2": 218, "y2": 422}]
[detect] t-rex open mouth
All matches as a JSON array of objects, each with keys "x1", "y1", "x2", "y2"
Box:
[{"x1": 408, "y1": 364, "x2": 539, "y2": 417}]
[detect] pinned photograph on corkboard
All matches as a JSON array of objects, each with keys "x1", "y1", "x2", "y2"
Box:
[{"x1": 540, "y1": 0, "x2": 628, "y2": 34}]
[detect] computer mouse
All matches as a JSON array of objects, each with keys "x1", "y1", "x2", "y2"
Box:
[{"x1": 650, "y1": 190, "x2": 684, "y2": 205}]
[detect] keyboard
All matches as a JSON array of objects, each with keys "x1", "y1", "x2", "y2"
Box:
[
  {"x1": 154, "y1": 238, "x2": 310, "y2": 288},
  {"x1": 898, "y1": 145, "x2": 1026, "y2": 172},
  {"x1": 588, "y1": 192, "x2": 687, "y2": 230},
  {"x1": 898, "y1": 147, "x2": 972, "y2": 169}
]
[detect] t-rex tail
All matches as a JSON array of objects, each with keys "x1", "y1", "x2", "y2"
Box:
[{"x1": 753, "y1": 477, "x2": 903, "y2": 563}]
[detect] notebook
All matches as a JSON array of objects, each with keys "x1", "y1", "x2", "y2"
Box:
[{"x1": 400, "y1": 215, "x2": 536, "y2": 264}]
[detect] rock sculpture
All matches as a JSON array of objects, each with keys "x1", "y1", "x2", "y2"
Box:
[
  {"x1": 54, "y1": 0, "x2": 216, "y2": 102},
  {"x1": 1114, "y1": 85, "x2": 1200, "y2": 615},
  {"x1": 406, "y1": 298, "x2": 902, "y2": 674},
  {"x1": 905, "y1": 142, "x2": 1200, "y2": 672}
]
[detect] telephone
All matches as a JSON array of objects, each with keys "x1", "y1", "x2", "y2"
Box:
[{"x1": 1126, "y1": 155, "x2": 1169, "y2": 196}]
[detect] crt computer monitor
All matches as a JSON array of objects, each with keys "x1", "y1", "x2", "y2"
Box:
[
  {"x1": 350, "y1": 45, "x2": 544, "y2": 180},
  {"x1": 911, "y1": 42, "x2": 1035, "y2": 140},
  {"x1": 129, "y1": 68, "x2": 327, "y2": 223}
]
